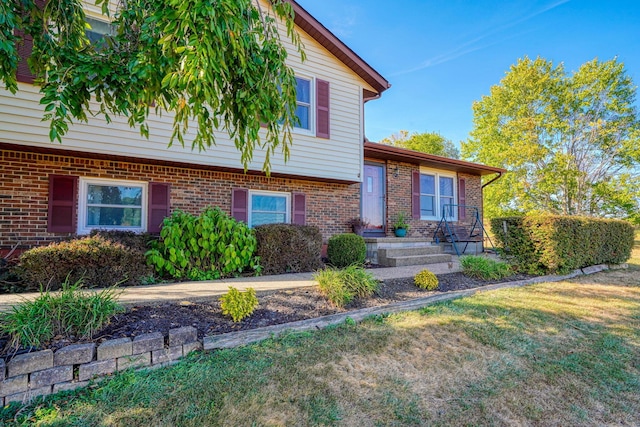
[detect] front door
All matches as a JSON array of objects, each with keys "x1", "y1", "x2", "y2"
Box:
[{"x1": 362, "y1": 163, "x2": 385, "y2": 234}]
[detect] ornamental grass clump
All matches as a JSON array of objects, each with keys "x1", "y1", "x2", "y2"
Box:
[
  {"x1": 414, "y1": 269, "x2": 439, "y2": 290},
  {"x1": 460, "y1": 255, "x2": 512, "y2": 280},
  {"x1": 0, "y1": 278, "x2": 123, "y2": 350},
  {"x1": 314, "y1": 265, "x2": 379, "y2": 308},
  {"x1": 219, "y1": 287, "x2": 259, "y2": 323}
]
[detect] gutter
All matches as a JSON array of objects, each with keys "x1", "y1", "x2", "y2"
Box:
[{"x1": 481, "y1": 171, "x2": 503, "y2": 189}]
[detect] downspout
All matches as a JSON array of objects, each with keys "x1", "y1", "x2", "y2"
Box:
[{"x1": 481, "y1": 171, "x2": 503, "y2": 189}]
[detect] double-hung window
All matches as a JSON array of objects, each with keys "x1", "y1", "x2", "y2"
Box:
[
  {"x1": 249, "y1": 190, "x2": 291, "y2": 227},
  {"x1": 85, "y1": 16, "x2": 114, "y2": 48},
  {"x1": 419, "y1": 168, "x2": 457, "y2": 220},
  {"x1": 294, "y1": 77, "x2": 312, "y2": 131},
  {"x1": 78, "y1": 178, "x2": 147, "y2": 234}
]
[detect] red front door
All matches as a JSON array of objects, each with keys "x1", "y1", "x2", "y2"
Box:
[{"x1": 362, "y1": 164, "x2": 385, "y2": 233}]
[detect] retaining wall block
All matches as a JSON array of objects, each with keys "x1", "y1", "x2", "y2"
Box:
[
  {"x1": 78, "y1": 359, "x2": 117, "y2": 381},
  {"x1": 132, "y1": 332, "x2": 164, "y2": 355},
  {"x1": 5, "y1": 386, "x2": 52, "y2": 405},
  {"x1": 152, "y1": 346, "x2": 183, "y2": 365},
  {"x1": 0, "y1": 358, "x2": 5, "y2": 381},
  {"x1": 117, "y1": 352, "x2": 151, "y2": 371},
  {"x1": 30, "y1": 365, "x2": 74, "y2": 388},
  {"x1": 0, "y1": 374, "x2": 28, "y2": 397},
  {"x1": 7, "y1": 349, "x2": 53, "y2": 377},
  {"x1": 53, "y1": 381, "x2": 90, "y2": 394},
  {"x1": 54, "y1": 343, "x2": 95, "y2": 366},
  {"x1": 169, "y1": 327, "x2": 197, "y2": 347},
  {"x1": 97, "y1": 338, "x2": 132, "y2": 361},
  {"x1": 183, "y1": 341, "x2": 203, "y2": 355}
]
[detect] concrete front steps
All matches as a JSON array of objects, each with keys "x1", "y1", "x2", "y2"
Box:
[{"x1": 364, "y1": 237, "x2": 452, "y2": 267}]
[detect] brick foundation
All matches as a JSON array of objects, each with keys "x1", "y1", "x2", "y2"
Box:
[{"x1": 0, "y1": 146, "x2": 360, "y2": 250}]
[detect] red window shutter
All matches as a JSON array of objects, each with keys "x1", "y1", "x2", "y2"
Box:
[
  {"x1": 412, "y1": 170, "x2": 421, "y2": 219},
  {"x1": 458, "y1": 178, "x2": 466, "y2": 220},
  {"x1": 15, "y1": 0, "x2": 45, "y2": 84},
  {"x1": 48, "y1": 175, "x2": 78, "y2": 233},
  {"x1": 292, "y1": 193, "x2": 306, "y2": 225},
  {"x1": 316, "y1": 79, "x2": 330, "y2": 139},
  {"x1": 16, "y1": 32, "x2": 35, "y2": 84},
  {"x1": 148, "y1": 182, "x2": 171, "y2": 233},
  {"x1": 231, "y1": 188, "x2": 249, "y2": 223}
]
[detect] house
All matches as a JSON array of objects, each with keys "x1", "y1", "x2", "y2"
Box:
[{"x1": 0, "y1": 0, "x2": 503, "y2": 264}]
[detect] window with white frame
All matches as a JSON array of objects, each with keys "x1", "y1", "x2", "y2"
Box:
[
  {"x1": 78, "y1": 178, "x2": 147, "y2": 234},
  {"x1": 420, "y1": 168, "x2": 457, "y2": 220},
  {"x1": 294, "y1": 76, "x2": 313, "y2": 132},
  {"x1": 85, "y1": 16, "x2": 114, "y2": 47},
  {"x1": 249, "y1": 191, "x2": 290, "y2": 227}
]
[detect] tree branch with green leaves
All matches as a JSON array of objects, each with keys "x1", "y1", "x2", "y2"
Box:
[{"x1": 0, "y1": 0, "x2": 305, "y2": 173}]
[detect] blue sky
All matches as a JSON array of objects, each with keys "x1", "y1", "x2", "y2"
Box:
[{"x1": 297, "y1": 0, "x2": 640, "y2": 147}]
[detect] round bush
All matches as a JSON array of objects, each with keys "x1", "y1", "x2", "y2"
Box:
[
  {"x1": 327, "y1": 234, "x2": 366, "y2": 268},
  {"x1": 414, "y1": 269, "x2": 439, "y2": 290},
  {"x1": 19, "y1": 234, "x2": 154, "y2": 291}
]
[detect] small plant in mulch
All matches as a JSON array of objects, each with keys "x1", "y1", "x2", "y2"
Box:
[
  {"x1": 314, "y1": 265, "x2": 379, "y2": 308},
  {"x1": 0, "y1": 278, "x2": 123, "y2": 351},
  {"x1": 414, "y1": 269, "x2": 439, "y2": 290},
  {"x1": 219, "y1": 287, "x2": 259, "y2": 322},
  {"x1": 460, "y1": 255, "x2": 512, "y2": 280}
]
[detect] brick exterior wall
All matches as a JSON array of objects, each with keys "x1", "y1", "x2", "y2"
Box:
[
  {"x1": 382, "y1": 160, "x2": 484, "y2": 239},
  {"x1": 0, "y1": 147, "x2": 359, "y2": 250}
]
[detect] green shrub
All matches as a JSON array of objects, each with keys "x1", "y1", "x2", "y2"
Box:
[
  {"x1": 414, "y1": 269, "x2": 439, "y2": 290},
  {"x1": 460, "y1": 256, "x2": 512, "y2": 280},
  {"x1": 327, "y1": 234, "x2": 366, "y2": 268},
  {"x1": 314, "y1": 265, "x2": 379, "y2": 308},
  {"x1": 19, "y1": 233, "x2": 154, "y2": 291},
  {"x1": 0, "y1": 278, "x2": 123, "y2": 350},
  {"x1": 219, "y1": 287, "x2": 259, "y2": 322},
  {"x1": 491, "y1": 214, "x2": 635, "y2": 274},
  {"x1": 254, "y1": 224, "x2": 323, "y2": 275},
  {"x1": 146, "y1": 207, "x2": 260, "y2": 280}
]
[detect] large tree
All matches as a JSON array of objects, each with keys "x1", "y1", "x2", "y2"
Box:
[
  {"x1": 380, "y1": 130, "x2": 460, "y2": 159},
  {"x1": 462, "y1": 56, "x2": 640, "y2": 220},
  {"x1": 0, "y1": 0, "x2": 304, "y2": 173}
]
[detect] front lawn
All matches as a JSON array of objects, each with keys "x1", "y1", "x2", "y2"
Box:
[{"x1": 2, "y1": 250, "x2": 639, "y2": 425}]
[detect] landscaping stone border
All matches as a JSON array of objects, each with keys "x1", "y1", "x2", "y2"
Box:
[{"x1": 0, "y1": 264, "x2": 615, "y2": 406}]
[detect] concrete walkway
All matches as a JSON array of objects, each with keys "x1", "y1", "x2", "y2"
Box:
[{"x1": 0, "y1": 259, "x2": 461, "y2": 312}]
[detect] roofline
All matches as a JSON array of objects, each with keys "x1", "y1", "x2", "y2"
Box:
[
  {"x1": 364, "y1": 141, "x2": 506, "y2": 176},
  {"x1": 286, "y1": 0, "x2": 391, "y2": 96}
]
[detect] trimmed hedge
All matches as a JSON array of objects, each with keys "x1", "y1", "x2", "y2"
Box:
[
  {"x1": 327, "y1": 233, "x2": 366, "y2": 268},
  {"x1": 254, "y1": 224, "x2": 323, "y2": 275},
  {"x1": 19, "y1": 232, "x2": 154, "y2": 291},
  {"x1": 490, "y1": 214, "x2": 634, "y2": 274}
]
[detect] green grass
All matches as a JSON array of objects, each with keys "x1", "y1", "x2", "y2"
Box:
[
  {"x1": 2, "y1": 268, "x2": 639, "y2": 426},
  {"x1": 460, "y1": 255, "x2": 512, "y2": 280},
  {"x1": 0, "y1": 279, "x2": 123, "y2": 350},
  {"x1": 314, "y1": 265, "x2": 379, "y2": 308}
]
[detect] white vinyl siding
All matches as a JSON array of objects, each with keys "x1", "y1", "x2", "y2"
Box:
[{"x1": 0, "y1": 0, "x2": 375, "y2": 183}]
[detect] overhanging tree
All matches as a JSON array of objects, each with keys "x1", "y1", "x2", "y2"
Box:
[
  {"x1": 0, "y1": 0, "x2": 305, "y2": 173},
  {"x1": 380, "y1": 130, "x2": 460, "y2": 159},
  {"x1": 462, "y1": 56, "x2": 640, "y2": 220}
]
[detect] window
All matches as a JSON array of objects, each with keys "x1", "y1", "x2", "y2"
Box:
[
  {"x1": 85, "y1": 16, "x2": 114, "y2": 47},
  {"x1": 419, "y1": 168, "x2": 457, "y2": 220},
  {"x1": 78, "y1": 178, "x2": 147, "y2": 233},
  {"x1": 248, "y1": 191, "x2": 290, "y2": 227},
  {"x1": 294, "y1": 77, "x2": 312, "y2": 131}
]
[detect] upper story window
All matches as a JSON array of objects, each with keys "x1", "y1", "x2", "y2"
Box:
[
  {"x1": 78, "y1": 177, "x2": 147, "y2": 234},
  {"x1": 249, "y1": 190, "x2": 291, "y2": 227},
  {"x1": 85, "y1": 16, "x2": 114, "y2": 47},
  {"x1": 294, "y1": 77, "x2": 312, "y2": 132},
  {"x1": 420, "y1": 168, "x2": 457, "y2": 221}
]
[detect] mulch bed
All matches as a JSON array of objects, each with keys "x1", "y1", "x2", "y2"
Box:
[{"x1": 1, "y1": 272, "x2": 536, "y2": 355}]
